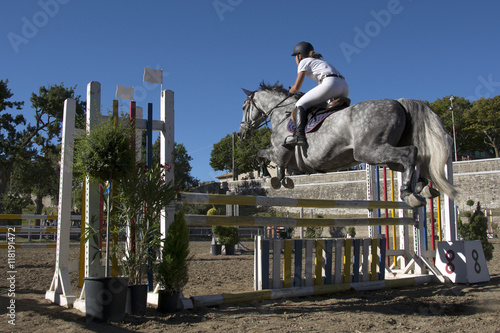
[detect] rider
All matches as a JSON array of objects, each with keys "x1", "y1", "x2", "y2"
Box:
[{"x1": 288, "y1": 41, "x2": 349, "y2": 146}]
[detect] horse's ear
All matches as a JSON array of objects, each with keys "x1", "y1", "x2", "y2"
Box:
[{"x1": 241, "y1": 88, "x2": 253, "y2": 97}]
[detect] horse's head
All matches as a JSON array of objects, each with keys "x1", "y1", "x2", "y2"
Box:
[
  {"x1": 237, "y1": 89, "x2": 269, "y2": 141},
  {"x1": 237, "y1": 84, "x2": 295, "y2": 141}
]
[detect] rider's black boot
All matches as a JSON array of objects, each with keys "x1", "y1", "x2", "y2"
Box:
[{"x1": 287, "y1": 106, "x2": 307, "y2": 146}]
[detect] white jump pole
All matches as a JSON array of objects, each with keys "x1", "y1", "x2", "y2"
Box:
[
  {"x1": 160, "y1": 89, "x2": 175, "y2": 240},
  {"x1": 45, "y1": 98, "x2": 77, "y2": 307}
]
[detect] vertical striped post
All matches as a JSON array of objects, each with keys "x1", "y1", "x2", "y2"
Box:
[
  {"x1": 272, "y1": 239, "x2": 283, "y2": 289},
  {"x1": 305, "y1": 240, "x2": 314, "y2": 286},
  {"x1": 293, "y1": 239, "x2": 303, "y2": 287},
  {"x1": 334, "y1": 240, "x2": 343, "y2": 284},
  {"x1": 361, "y1": 238, "x2": 371, "y2": 282},
  {"x1": 343, "y1": 239, "x2": 352, "y2": 283},
  {"x1": 370, "y1": 238, "x2": 378, "y2": 281},
  {"x1": 379, "y1": 238, "x2": 386, "y2": 280},
  {"x1": 323, "y1": 239, "x2": 333, "y2": 285},
  {"x1": 352, "y1": 239, "x2": 361, "y2": 283},
  {"x1": 283, "y1": 240, "x2": 293, "y2": 288},
  {"x1": 314, "y1": 240, "x2": 324, "y2": 285},
  {"x1": 262, "y1": 238, "x2": 268, "y2": 290}
]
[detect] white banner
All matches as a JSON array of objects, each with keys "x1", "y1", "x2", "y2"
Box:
[
  {"x1": 115, "y1": 85, "x2": 134, "y2": 100},
  {"x1": 143, "y1": 67, "x2": 163, "y2": 84}
]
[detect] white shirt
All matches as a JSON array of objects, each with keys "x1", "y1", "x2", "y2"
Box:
[{"x1": 297, "y1": 58, "x2": 341, "y2": 82}]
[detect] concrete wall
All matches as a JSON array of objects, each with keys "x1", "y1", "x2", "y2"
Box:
[{"x1": 227, "y1": 158, "x2": 500, "y2": 215}]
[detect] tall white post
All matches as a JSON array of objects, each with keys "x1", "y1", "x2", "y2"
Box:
[
  {"x1": 160, "y1": 90, "x2": 175, "y2": 239},
  {"x1": 366, "y1": 165, "x2": 379, "y2": 238},
  {"x1": 84, "y1": 81, "x2": 104, "y2": 279},
  {"x1": 443, "y1": 157, "x2": 457, "y2": 241},
  {"x1": 45, "y1": 98, "x2": 77, "y2": 307}
]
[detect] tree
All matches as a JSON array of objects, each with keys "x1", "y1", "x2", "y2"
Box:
[
  {"x1": 430, "y1": 96, "x2": 472, "y2": 157},
  {"x1": 209, "y1": 133, "x2": 234, "y2": 173},
  {"x1": 210, "y1": 128, "x2": 272, "y2": 175},
  {"x1": 174, "y1": 143, "x2": 199, "y2": 190},
  {"x1": 464, "y1": 96, "x2": 500, "y2": 157},
  {"x1": 2, "y1": 82, "x2": 85, "y2": 219},
  {"x1": 0, "y1": 79, "x2": 25, "y2": 201},
  {"x1": 458, "y1": 201, "x2": 494, "y2": 261},
  {"x1": 152, "y1": 139, "x2": 199, "y2": 190}
]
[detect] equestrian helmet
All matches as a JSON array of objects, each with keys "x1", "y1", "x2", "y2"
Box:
[{"x1": 291, "y1": 41, "x2": 314, "y2": 57}]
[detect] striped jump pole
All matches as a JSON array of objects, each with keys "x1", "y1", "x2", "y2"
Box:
[
  {"x1": 254, "y1": 236, "x2": 387, "y2": 291},
  {"x1": 179, "y1": 192, "x2": 414, "y2": 210}
]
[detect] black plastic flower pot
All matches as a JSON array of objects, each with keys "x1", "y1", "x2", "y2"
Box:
[
  {"x1": 84, "y1": 276, "x2": 129, "y2": 323},
  {"x1": 225, "y1": 245, "x2": 235, "y2": 255},
  {"x1": 211, "y1": 244, "x2": 222, "y2": 255},
  {"x1": 126, "y1": 284, "x2": 148, "y2": 315},
  {"x1": 157, "y1": 291, "x2": 180, "y2": 313}
]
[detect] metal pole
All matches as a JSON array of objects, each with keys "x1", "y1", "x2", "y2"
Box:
[
  {"x1": 450, "y1": 95, "x2": 458, "y2": 161},
  {"x1": 232, "y1": 133, "x2": 236, "y2": 181}
]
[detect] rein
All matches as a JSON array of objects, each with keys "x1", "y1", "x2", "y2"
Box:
[{"x1": 244, "y1": 93, "x2": 294, "y2": 130}]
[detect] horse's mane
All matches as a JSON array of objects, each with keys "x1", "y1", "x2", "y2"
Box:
[
  {"x1": 259, "y1": 81, "x2": 288, "y2": 95},
  {"x1": 259, "y1": 81, "x2": 303, "y2": 99}
]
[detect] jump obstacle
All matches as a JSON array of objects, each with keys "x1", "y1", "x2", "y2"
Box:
[
  {"x1": 45, "y1": 81, "x2": 175, "y2": 308},
  {"x1": 46, "y1": 80, "x2": 468, "y2": 311}
]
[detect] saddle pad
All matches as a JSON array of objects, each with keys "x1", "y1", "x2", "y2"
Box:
[{"x1": 287, "y1": 110, "x2": 335, "y2": 134}]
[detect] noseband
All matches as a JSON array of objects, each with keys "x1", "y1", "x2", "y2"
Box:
[{"x1": 241, "y1": 92, "x2": 293, "y2": 131}]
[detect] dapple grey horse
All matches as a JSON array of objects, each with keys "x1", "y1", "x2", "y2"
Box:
[{"x1": 237, "y1": 83, "x2": 457, "y2": 207}]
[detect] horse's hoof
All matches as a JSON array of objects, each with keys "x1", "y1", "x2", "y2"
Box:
[
  {"x1": 404, "y1": 193, "x2": 426, "y2": 208},
  {"x1": 282, "y1": 177, "x2": 294, "y2": 189},
  {"x1": 420, "y1": 185, "x2": 440, "y2": 199},
  {"x1": 270, "y1": 177, "x2": 281, "y2": 189}
]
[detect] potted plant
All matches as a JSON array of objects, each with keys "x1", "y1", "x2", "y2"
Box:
[
  {"x1": 75, "y1": 115, "x2": 133, "y2": 322},
  {"x1": 216, "y1": 225, "x2": 239, "y2": 255},
  {"x1": 208, "y1": 207, "x2": 222, "y2": 255},
  {"x1": 156, "y1": 209, "x2": 190, "y2": 313},
  {"x1": 112, "y1": 163, "x2": 177, "y2": 315}
]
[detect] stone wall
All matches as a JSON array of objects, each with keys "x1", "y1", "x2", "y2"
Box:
[{"x1": 227, "y1": 158, "x2": 500, "y2": 215}]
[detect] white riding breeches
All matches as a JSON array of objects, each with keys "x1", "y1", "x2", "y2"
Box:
[{"x1": 295, "y1": 77, "x2": 349, "y2": 109}]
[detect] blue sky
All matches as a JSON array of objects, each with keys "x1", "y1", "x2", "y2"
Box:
[{"x1": 2, "y1": 0, "x2": 500, "y2": 183}]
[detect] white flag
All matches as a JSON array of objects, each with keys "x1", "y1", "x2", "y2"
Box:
[
  {"x1": 143, "y1": 67, "x2": 163, "y2": 84},
  {"x1": 116, "y1": 85, "x2": 134, "y2": 100}
]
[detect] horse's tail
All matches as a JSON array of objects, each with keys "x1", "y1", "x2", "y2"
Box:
[{"x1": 397, "y1": 98, "x2": 458, "y2": 199}]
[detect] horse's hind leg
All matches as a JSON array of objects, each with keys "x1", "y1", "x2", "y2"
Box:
[{"x1": 356, "y1": 144, "x2": 425, "y2": 207}]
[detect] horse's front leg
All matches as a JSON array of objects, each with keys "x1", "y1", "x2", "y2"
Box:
[
  {"x1": 258, "y1": 147, "x2": 294, "y2": 189},
  {"x1": 257, "y1": 149, "x2": 272, "y2": 178},
  {"x1": 399, "y1": 165, "x2": 426, "y2": 208}
]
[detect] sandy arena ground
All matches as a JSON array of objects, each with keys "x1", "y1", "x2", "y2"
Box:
[{"x1": 0, "y1": 238, "x2": 499, "y2": 333}]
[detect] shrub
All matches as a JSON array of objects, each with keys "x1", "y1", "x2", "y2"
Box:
[{"x1": 458, "y1": 201, "x2": 494, "y2": 261}]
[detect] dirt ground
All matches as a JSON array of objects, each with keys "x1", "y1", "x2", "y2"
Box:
[{"x1": 1, "y1": 238, "x2": 499, "y2": 333}]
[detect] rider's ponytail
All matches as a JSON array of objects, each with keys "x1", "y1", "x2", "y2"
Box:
[{"x1": 308, "y1": 50, "x2": 323, "y2": 59}]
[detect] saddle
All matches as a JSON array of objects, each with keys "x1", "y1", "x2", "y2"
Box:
[{"x1": 287, "y1": 97, "x2": 351, "y2": 134}]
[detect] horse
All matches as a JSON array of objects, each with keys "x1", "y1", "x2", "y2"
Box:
[{"x1": 237, "y1": 83, "x2": 457, "y2": 207}]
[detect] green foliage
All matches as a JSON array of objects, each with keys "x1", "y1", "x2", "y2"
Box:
[
  {"x1": 305, "y1": 227, "x2": 322, "y2": 238},
  {"x1": 464, "y1": 96, "x2": 500, "y2": 157},
  {"x1": 347, "y1": 227, "x2": 356, "y2": 238},
  {"x1": 74, "y1": 116, "x2": 134, "y2": 183},
  {"x1": 207, "y1": 207, "x2": 221, "y2": 215},
  {"x1": 210, "y1": 128, "x2": 272, "y2": 174},
  {"x1": 157, "y1": 210, "x2": 190, "y2": 293},
  {"x1": 112, "y1": 163, "x2": 177, "y2": 284},
  {"x1": 458, "y1": 202, "x2": 494, "y2": 261},
  {"x1": 0, "y1": 193, "x2": 31, "y2": 225},
  {"x1": 0, "y1": 81, "x2": 84, "y2": 216},
  {"x1": 150, "y1": 139, "x2": 199, "y2": 190},
  {"x1": 215, "y1": 225, "x2": 240, "y2": 246}
]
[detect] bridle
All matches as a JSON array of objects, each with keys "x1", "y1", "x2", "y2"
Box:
[{"x1": 241, "y1": 92, "x2": 294, "y2": 131}]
